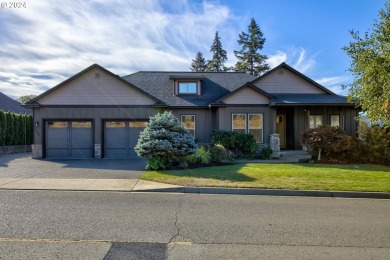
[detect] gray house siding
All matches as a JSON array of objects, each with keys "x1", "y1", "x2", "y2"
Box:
[{"x1": 171, "y1": 108, "x2": 212, "y2": 144}]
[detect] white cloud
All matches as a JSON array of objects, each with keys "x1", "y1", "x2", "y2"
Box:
[
  {"x1": 315, "y1": 76, "x2": 350, "y2": 95},
  {"x1": 0, "y1": 0, "x2": 236, "y2": 98}
]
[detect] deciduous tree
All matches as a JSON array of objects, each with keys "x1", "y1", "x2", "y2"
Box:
[{"x1": 342, "y1": 1, "x2": 390, "y2": 125}]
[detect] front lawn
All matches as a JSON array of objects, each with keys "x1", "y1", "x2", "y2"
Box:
[{"x1": 141, "y1": 163, "x2": 390, "y2": 192}]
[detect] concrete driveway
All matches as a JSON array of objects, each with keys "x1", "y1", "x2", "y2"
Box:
[
  {"x1": 0, "y1": 153, "x2": 178, "y2": 191},
  {"x1": 0, "y1": 153, "x2": 146, "y2": 179}
]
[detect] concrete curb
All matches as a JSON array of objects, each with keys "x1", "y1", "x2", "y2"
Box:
[{"x1": 133, "y1": 186, "x2": 390, "y2": 199}]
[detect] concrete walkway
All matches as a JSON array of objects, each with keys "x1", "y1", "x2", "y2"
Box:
[{"x1": 1, "y1": 153, "x2": 389, "y2": 199}]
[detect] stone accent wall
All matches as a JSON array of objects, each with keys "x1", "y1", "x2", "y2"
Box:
[
  {"x1": 31, "y1": 144, "x2": 42, "y2": 159},
  {"x1": 270, "y1": 133, "x2": 281, "y2": 158},
  {"x1": 0, "y1": 145, "x2": 32, "y2": 155},
  {"x1": 94, "y1": 144, "x2": 101, "y2": 159}
]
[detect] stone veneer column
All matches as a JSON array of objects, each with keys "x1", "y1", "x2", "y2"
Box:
[
  {"x1": 269, "y1": 133, "x2": 281, "y2": 158},
  {"x1": 31, "y1": 144, "x2": 42, "y2": 159},
  {"x1": 94, "y1": 144, "x2": 101, "y2": 159}
]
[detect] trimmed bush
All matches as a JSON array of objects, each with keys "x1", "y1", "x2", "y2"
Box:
[
  {"x1": 135, "y1": 111, "x2": 197, "y2": 170},
  {"x1": 257, "y1": 147, "x2": 273, "y2": 160},
  {"x1": 210, "y1": 130, "x2": 258, "y2": 157},
  {"x1": 210, "y1": 144, "x2": 228, "y2": 162}
]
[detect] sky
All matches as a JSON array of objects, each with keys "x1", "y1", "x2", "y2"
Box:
[{"x1": 0, "y1": 0, "x2": 387, "y2": 99}]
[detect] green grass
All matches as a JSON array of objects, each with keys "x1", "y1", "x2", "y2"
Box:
[{"x1": 141, "y1": 163, "x2": 390, "y2": 192}]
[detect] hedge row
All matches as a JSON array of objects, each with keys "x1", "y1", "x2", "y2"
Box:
[{"x1": 0, "y1": 110, "x2": 33, "y2": 146}]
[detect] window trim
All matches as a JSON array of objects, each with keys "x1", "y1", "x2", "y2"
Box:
[
  {"x1": 232, "y1": 113, "x2": 264, "y2": 143},
  {"x1": 181, "y1": 114, "x2": 196, "y2": 137}
]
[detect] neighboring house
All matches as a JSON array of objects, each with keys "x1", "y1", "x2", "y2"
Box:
[
  {"x1": 25, "y1": 62, "x2": 358, "y2": 159},
  {"x1": 0, "y1": 91, "x2": 32, "y2": 114}
]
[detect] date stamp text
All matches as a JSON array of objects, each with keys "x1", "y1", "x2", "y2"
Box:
[{"x1": 1, "y1": 2, "x2": 27, "y2": 8}]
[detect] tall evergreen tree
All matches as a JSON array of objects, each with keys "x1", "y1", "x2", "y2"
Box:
[
  {"x1": 234, "y1": 18, "x2": 270, "y2": 76},
  {"x1": 206, "y1": 31, "x2": 228, "y2": 72},
  {"x1": 190, "y1": 51, "x2": 207, "y2": 72}
]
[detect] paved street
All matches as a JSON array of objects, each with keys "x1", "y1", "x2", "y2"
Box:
[{"x1": 0, "y1": 190, "x2": 389, "y2": 259}]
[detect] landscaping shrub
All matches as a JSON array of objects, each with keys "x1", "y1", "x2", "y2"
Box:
[
  {"x1": 257, "y1": 147, "x2": 273, "y2": 160},
  {"x1": 210, "y1": 144, "x2": 228, "y2": 162},
  {"x1": 135, "y1": 111, "x2": 197, "y2": 170},
  {"x1": 0, "y1": 111, "x2": 32, "y2": 147},
  {"x1": 186, "y1": 147, "x2": 211, "y2": 165},
  {"x1": 210, "y1": 130, "x2": 258, "y2": 157},
  {"x1": 300, "y1": 126, "x2": 352, "y2": 161},
  {"x1": 348, "y1": 122, "x2": 390, "y2": 164}
]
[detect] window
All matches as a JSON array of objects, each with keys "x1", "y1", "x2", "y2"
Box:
[
  {"x1": 232, "y1": 114, "x2": 246, "y2": 134},
  {"x1": 178, "y1": 82, "x2": 197, "y2": 94},
  {"x1": 181, "y1": 115, "x2": 195, "y2": 136},
  {"x1": 330, "y1": 115, "x2": 340, "y2": 127},
  {"x1": 48, "y1": 121, "x2": 67, "y2": 128},
  {"x1": 72, "y1": 121, "x2": 91, "y2": 128},
  {"x1": 309, "y1": 115, "x2": 323, "y2": 129},
  {"x1": 232, "y1": 113, "x2": 264, "y2": 143},
  {"x1": 129, "y1": 121, "x2": 147, "y2": 128},
  {"x1": 249, "y1": 114, "x2": 263, "y2": 143},
  {"x1": 106, "y1": 122, "x2": 125, "y2": 128}
]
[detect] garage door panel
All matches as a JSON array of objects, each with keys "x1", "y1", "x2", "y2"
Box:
[
  {"x1": 71, "y1": 148, "x2": 93, "y2": 159},
  {"x1": 71, "y1": 128, "x2": 93, "y2": 149},
  {"x1": 104, "y1": 121, "x2": 146, "y2": 159},
  {"x1": 46, "y1": 121, "x2": 93, "y2": 159},
  {"x1": 104, "y1": 148, "x2": 127, "y2": 158}
]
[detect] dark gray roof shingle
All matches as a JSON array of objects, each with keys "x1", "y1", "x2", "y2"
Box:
[
  {"x1": 123, "y1": 72, "x2": 257, "y2": 107},
  {"x1": 0, "y1": 92, "x2": 32, "y2": 114}
]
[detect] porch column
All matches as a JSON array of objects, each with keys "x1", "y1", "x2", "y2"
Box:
[
  {"x1": 270, "y1": 107, "x2": 277, "y2": 133},
  {"x1": 306, "y1": 109, "x2": 310, "y2": 129}
]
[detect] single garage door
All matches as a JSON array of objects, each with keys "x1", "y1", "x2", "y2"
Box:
[
  {"x1": 46, "y1": 121, "x2": 93, "y2": 158},
  {"x1": 104, "y1": 121, "x2": 147, "y2": 158}
]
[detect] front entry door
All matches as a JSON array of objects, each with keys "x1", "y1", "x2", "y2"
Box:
[{"x1": 276, "y1": 115, "x2": 286, "y2": 149}]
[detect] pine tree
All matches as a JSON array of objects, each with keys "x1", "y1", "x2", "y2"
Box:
[
  {"x1": 206, "y1": 31, "x2": 228, "y2": 72},
  {"x1": 234, "y1": 18, "x2": 270, "y2": 76},
  {"x1": 190, "y1": 51, "x2": 207, "y2": 72}
]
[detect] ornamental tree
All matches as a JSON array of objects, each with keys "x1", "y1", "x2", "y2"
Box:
[{"x1": 135, "y1": 111, "x2": 197, "y2": 170}]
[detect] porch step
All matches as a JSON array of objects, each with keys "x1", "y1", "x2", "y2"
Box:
[{"x1": 280, "y1": 150, "x2": 312, "y2": 163}]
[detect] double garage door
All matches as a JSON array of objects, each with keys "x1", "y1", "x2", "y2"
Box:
[
  {"x1": 46, "y1": 121, "x2": 93, "y2": 159},
  {"x1": 104, "y1": 121, "x2": 147, "y2": 159},
  {"x1": 45, "y1": 120, "x2": 147, "y2": 159}
]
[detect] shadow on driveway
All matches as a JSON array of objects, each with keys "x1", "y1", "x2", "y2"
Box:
[{"x1": 0, "y1": 153, "x2": 146, "y2": 179}]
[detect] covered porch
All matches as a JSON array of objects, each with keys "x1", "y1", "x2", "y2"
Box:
[{"x1": 269, "y1": 94, "x2": 358, "y2": 150}]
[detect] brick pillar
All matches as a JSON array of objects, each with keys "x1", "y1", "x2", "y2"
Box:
[{"x1": 31, "y1": 144, "x2": 42, "y2": 159}]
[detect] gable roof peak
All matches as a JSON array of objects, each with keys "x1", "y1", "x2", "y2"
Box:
[{"x1": 253, "y1": 62, "x2": 335, "y2": 95}]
